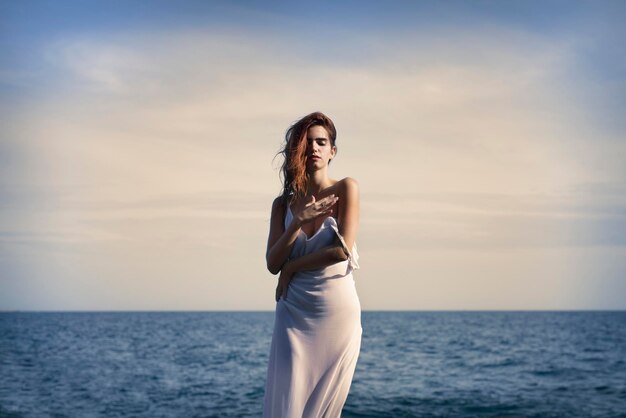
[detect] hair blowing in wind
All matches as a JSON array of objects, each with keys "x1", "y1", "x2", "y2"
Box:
[{"x1": 276, "y1": 111, "x2": 337, "y2": 205}]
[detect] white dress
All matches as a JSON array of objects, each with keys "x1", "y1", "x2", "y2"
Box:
[{"x1": 263, "y1": 206, "x2": 362, "y2": 418}]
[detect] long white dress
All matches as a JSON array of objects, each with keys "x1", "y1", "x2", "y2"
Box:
[{"x1": 263, "y1": 206, "x2": 362, "y2": 418}]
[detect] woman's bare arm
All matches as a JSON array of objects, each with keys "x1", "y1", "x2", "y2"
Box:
[
  {"x1": 284, "y1": 177, "x2": 359, "y2": 275},
  {"x1": 275, "y1": 178, "x2": 359, "y2": 300},
  {"x1": 282, "y1": 239, "x2": 348, "y2": 275},
  {"x1": 266, "y1": 194, "x2": 340, "y2": 274},
  {"x1": 337, "y1": 177, "x2": 360, "y2": 252},
  {"x1": 265, "y1": 197, "x2": 302, "y2": 275}
]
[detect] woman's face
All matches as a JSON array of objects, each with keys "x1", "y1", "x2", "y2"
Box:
[{"x1": 305, "y1": 125, "x2": 336, "y2": 170}]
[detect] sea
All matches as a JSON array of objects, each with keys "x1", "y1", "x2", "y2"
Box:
[{"x1": 1, "y1": 311, "x2": 625, "y2": 417}]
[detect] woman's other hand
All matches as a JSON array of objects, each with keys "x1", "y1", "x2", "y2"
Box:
[{"x1": 275, "y1": 263, "x2": 295, "y2": 302}]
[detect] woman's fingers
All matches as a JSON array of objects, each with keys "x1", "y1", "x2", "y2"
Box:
[
  {"x1": 275, "y1": 284, "x2": 288, "y2": 301},
  {"x1": 317, "y1": 196, "x2": 338, "y2": 215},
  {"x1": 275, "y1": 283, "x2": 282, "y2": 302},
  {"x1": 299, "y1": 194, "x2": 339, "y2": 222},
  {"x1": 317, "y1": 195, "x2": 337, "y2": 209},
  {"x1": 321, "y1": 194, "x2": 337, "y2": 204},
  {"x1": 306, "y1": 194, "x2": 334, "y2": 210}
]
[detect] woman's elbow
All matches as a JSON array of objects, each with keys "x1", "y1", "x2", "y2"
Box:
[
  {"x1": 266, "y1": 257, "x2": 280, "y2": 275},
  {"x1": 266, "y1": 262, "x2": 277, "y2": 275}
]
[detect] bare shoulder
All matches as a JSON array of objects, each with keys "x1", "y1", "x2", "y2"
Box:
[
  {"x1": 339, "y1": 177, "x2": 359, "y2": 193},
  {"x1": 272, "y1": 196, "x2": 284, "y2": 209},
  {"x1": 271, "y1": 196, "x2": 286, "y2": 218}
]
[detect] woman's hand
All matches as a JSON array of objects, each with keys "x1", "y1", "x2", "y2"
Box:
[
  {"x1": 294, "y1": 194, "x2": 339, "y2": 226},
  {"x1": 275, "y1": 263, "x2": 295, "y2": 302}
]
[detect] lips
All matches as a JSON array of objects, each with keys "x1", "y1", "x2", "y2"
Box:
[{"x1": 309, "y1": 155, "x2": 321, "y2": 160}]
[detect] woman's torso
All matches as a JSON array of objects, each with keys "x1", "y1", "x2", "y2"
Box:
[{"x1": 280, "y1": 204, "x2": 360, "y2": 321}]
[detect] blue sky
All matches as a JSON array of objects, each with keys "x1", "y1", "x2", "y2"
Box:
[
  {"x1": 1, "y1": 0, "x2": 625, "y2": 310},
  {"x1": 2, "y1": 1, "x2": 625, "y2": 129}
]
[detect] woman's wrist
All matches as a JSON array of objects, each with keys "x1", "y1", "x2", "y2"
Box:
[{"x1": 287, "y1": 217, "x2": 303, "y2": 233}]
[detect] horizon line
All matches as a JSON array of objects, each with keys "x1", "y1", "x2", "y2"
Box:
[{"x1": 2, "y1": 309, "x2": 625, "y2": 313}]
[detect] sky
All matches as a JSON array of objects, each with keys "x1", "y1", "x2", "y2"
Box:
[{"x1": 1, "y1": 0, "x2": 625, "y2": 311}]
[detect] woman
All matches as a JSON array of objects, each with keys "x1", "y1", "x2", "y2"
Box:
[{"x1": 263, "y1": 111, "x2": 362, "y2": 418}]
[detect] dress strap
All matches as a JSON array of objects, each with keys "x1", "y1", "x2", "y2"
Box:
[{"x1": 285, "y1": 205, "x2": 293, "y2": 229}]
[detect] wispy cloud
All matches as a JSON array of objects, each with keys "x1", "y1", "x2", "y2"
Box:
[{"x1": 1, "y1": 7, "x2": 624, "y2": 309}]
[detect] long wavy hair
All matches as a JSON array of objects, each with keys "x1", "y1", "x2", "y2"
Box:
[{"x1": 275, "y1": 111, "x2": 337, "y2": 206}]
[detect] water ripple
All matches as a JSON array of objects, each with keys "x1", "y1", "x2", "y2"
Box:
[{"x1": 1, "y1": 311, "x2": 625, "y2": 417}]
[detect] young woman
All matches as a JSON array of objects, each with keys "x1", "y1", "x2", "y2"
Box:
[{"x1": 263, "y1": 111, "x2": 362, "y2": 417}]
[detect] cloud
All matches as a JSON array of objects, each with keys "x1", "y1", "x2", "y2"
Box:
[{"x1": 1, "y1": 20, "x2": 624, "y2": 309}]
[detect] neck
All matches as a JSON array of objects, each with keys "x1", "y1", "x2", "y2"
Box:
[{"x1": 306, "y1": 169, "x2": 331, "y2": 196}]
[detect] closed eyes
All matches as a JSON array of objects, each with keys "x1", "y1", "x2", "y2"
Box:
[{"x1": 307, "y1": 138, "x2": 328, "y2": 145}]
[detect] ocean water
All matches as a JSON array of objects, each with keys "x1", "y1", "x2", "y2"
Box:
[{"x1": 1, "y1": 311, "x2": 625, "y2": 417}]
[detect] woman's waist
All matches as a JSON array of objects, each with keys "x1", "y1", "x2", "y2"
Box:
[
  {"x1": 291, "y1": 260, "x2": 353, "y2": 280},
  {"x1": 282, "y1": 273, "x2": 361, "y2": 313},
  {"x1": 291, "y1": 268, "x2": 354, "y2": 284}
]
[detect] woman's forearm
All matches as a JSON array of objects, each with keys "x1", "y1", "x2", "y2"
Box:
[
  {"x1": 266, "y1": 219, "x2": 302, "y2": 275},
  {"x1": 284, "y1": 243, "x2": 348, "y2": 275}
]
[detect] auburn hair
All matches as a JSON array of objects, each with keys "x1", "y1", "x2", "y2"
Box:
[{"x1": 276, "y1": 111, "x2": 337, "y2": 206}]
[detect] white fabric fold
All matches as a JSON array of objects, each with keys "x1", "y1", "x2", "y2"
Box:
[
  {"x1": 263, "y1": 204, "x2": 362, "y2": 418},
  {"x1": 327, "y1": 217, "x2": 360, "y2": 271}
]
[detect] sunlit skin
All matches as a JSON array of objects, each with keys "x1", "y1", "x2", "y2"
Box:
[{"x1": 266, "y1": 125, "x2": 360, "y2": 300}]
